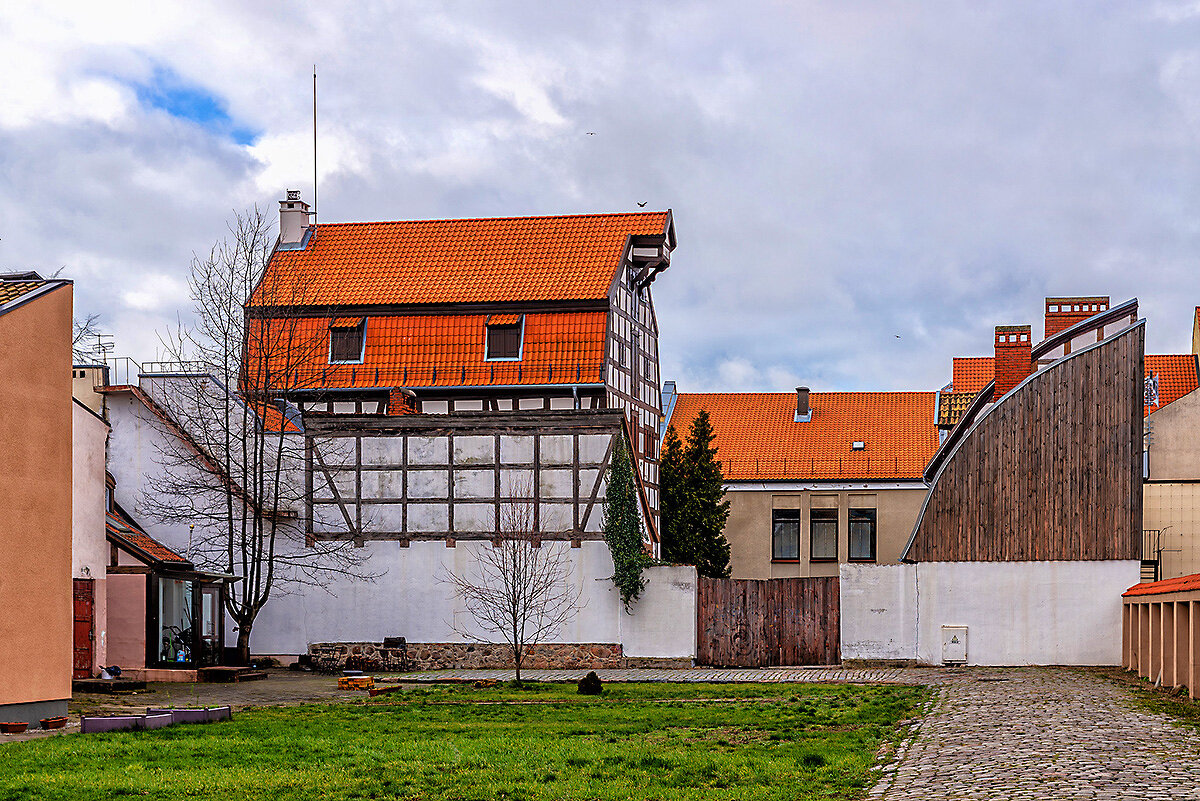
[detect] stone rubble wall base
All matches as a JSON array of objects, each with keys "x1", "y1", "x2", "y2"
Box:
[{"x1": 308, "y1": 641, "x2": 689, "y2": 672}]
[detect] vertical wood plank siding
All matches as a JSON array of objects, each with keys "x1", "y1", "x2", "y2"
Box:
[
  {"x1": 696, "y1": 576, "x2": 839, "y2": 666},
  {"x1": 907, "y1": 322, "x2": 1144, "y2": 562}
]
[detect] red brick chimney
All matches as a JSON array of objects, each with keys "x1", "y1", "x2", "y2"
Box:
[
  {"x1": 994, "y1": 325, "x2": 1032, "y2": 396},
  {"x1": 1044, "y1": 296, "x2": 1109, "y2": 339},
  {"x1": 388, "y1": 388, "x2": 417, "y2": 415}
]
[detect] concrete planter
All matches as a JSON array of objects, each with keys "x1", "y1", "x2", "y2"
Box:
[
  {"x1": 147, "y1": 708, "x2": 207, "y2": 725},
  {"x1": 81, "y1": 715, "x2": 142, "y2": 734},
  {"x1": 144, "y1": 707, "x2": 232, "y2": 725}
]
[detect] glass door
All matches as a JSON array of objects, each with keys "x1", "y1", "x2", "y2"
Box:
[
  {"x1": 156, "y1": 578, "x2": 194, "y2": 665},
  {"x1": 196, "y1": 584, "x2": 222, "y2": 666}
]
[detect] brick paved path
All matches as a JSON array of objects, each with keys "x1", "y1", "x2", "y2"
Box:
[{"x1": 872, "y1": 668, "x2": 1200, "y2": 800}]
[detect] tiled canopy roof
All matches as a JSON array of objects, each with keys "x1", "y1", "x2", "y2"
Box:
[
  {"x1": 106, "y1": 507, "x2": 189, "y2": 565},
  {"x1": 946, "y1": 353, "x2": 1197, "y2": 420},
  {"x1": 936, "y1": 392, "x2": 976, "y2": 428},
  {"x1": 251, "y1": 211, "x2": 672, "y2": 308},
  {"x1": 246, "y1": 312, "x2": 607, "y2": 389},
  {"x1": 668, "y1": 392, "x2": 939, "y2": 481},
  {"x1": 1123, "y1": 573, "x2": 1200, "y2": 597},
  {"x1": 1145, "y1": 354, "x2": 1200, "y2": 415}
]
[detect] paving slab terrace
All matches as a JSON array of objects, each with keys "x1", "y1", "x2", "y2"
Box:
[{"x1": 870, "y1": 667, "x2": 1200, "y2": 800}]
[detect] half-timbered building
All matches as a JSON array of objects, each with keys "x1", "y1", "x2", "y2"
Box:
[{"x1": 246, "y1": 194, "x2": 675, "y2": 546}]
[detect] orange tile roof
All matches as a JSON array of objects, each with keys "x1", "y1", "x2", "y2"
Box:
[
  {"x1": 247, "y1": 311, "x2": 606, "y2": 389},
  {"x1": 669, "y1": 392, "x2": 939, "y2": 481},
  {"x1": 252, "y1": 212, "x2": 672, "y2": 307},
  {"x1": 1123, "y1": 572, "x2": 1200, "y2": 597},
  {"x1": 106, "y1": 508, "x2": 189, "y2": 565},
  {"x1": 937, "y1": 392, "x2": 976, "y2": 428},
  {"x1": 1145, "y1": 354, "x2": 1199, "y2": 414},
  {"x1": 948, "y1": 354, "x2": 1196, "y2": 417},
  {"x1": 487, "y1": 313, "x2": 523, "y2": 326},
  {"x1": 951, "y1": 357, "x2": 994, "y2": 394},
  {"x1": 0, "y1": 280, "x2": 45, "y2": 305}
]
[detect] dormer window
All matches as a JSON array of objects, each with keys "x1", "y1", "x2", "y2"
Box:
[
  {"x1": 485, "y1": 314, "x2": 524, "y2": 361},
  {"x1": 329, "y1": 317, "x2": 366, "y2": 364}
]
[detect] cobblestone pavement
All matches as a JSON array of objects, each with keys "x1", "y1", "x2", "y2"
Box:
[
  {"x1": 872, "y1": 668, "x2": 1200, "y2": 800},
  {"x1": 401, "y1": 665, "x2": 945, "y2": 684}
]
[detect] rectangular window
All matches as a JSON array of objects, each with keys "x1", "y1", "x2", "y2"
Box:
[
  {"x1": 810, "y1": 508, "x2": 838, "y2": 561},
  {"x1": 329, "y1": 320, "x2": 366, "y2": 363},
  {"x1": 849, "y1": 508, "x2": 877, "y2": 562},
  {"x1": 485, "y1": 323, "x2": 522, "y2": 360},
  {"x1": 772, "y1": 509, "x2": 800, "y2": 561}
]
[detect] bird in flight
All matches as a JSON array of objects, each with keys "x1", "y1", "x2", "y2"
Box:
[
  {"x1": 586, "y1": 132, "x2": 596, "y2": 135},
  {"x1": 637, "y1": 202, "x2": 647, "y2": 207}
]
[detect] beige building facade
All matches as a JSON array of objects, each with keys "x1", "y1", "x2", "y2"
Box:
[
  {"x1": 0, "y1": 275, "x2": 74, "y2": 724},
  {"x1": 724, "y1": 484, "x2": 928, "y2": 579},
  {"x1": 666, "y1": 390, "x2": 939, "y2": 581},
  {"x1": 1145, "y1": 385, "x2": 1200, "y2": 580}
]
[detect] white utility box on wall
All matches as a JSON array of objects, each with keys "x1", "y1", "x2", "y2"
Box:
[{"x1": 941, "y1": 625, "x2": 968, "y2": 665}]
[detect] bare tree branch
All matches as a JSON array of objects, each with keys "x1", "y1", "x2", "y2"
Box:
[
  {"x1": 139, "y1": 206, "x2": 376, "y2": 662},
  {"x1": 442, "y1": 480, "x2": 584, "y2": 682}
]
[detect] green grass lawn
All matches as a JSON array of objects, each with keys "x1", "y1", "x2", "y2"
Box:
[{"x1": 0, "y1": 682, "x2": 928, "y2": 801}]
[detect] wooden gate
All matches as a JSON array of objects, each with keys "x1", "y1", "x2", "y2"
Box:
[
  {"x1": 696, "y1": 576, "x2": 839, "y2": 666},
  {"x1": 72, "y1": 578, "x2": 95, "y2": 679}
]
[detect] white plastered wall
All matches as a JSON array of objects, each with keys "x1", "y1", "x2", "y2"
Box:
[
  {"x1": 841, "y1": 560, "x2": 1141, "y2": 665},
  {"x1": 247, "y1": 541, "x2": 697, "y2": 659}
]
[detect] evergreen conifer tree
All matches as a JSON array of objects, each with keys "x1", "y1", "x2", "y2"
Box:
[
  {"x1": 603, "y1": 438, "x2": 647, "y2": 611},
  {"x1": 659, "y1": 425, "x2": 688, "y2": 563},
  {"x1": 661, "y1": 410, "x2": 732, "y2": 578}
]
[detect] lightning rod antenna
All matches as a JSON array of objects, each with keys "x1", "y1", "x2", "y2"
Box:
[{"x1": 313, "y1": 64, "x2": 318, "y2": 225}]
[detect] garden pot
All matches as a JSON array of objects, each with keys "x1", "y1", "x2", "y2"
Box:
[
  {"x1": 40, "y1": 716, "x2": 67, "y2": 730},
  {"x1": 1, "y1": 722, "x2": 28, "y2": 734}
]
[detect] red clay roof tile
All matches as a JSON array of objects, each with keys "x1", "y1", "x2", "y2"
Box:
[
  {"x1": 248, "y1": 312, "x2": 606, "y2": 388},
  {"x1": 1123, "y1": 572, "x2": 1200, "y2": 597},
  {"x1": 252, "y1": 212, "x2": 671, "y2": 307},
  {"x1": 106, "y1": 509, "x2": 189, "y2": 565},
  {"x1": 949, "y1": 353, "x2": 1197, "y2": 417},
  {"x1": 669, "y1": 392, "x2": 939, "y2": 481}
]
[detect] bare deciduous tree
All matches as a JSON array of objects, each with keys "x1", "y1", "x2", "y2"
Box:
[
  {"x1": 72, "y1": 312, "x2": 105, "y2": 363},
  {"x1": 444, "y1": 488, "x2": 584, "y2": 683},
  {"x1": 141, "y1": 206, "x2": 372, "y2": 663}
]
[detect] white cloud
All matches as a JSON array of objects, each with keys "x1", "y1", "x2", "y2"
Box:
[
  {"x1": 2, "y1": 0, "x2": 1200, "y2": 393},
  {"x1": 122, "y1": 274, "x2": 189, "y2": 311}
]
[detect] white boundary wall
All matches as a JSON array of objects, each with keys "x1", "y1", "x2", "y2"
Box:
[
  {"x1": 248, "y1": 542, "x2": 697, "y2": 660},
  {"x1": 841, "y1": 560, "x2": 1140, "y2": 665}
]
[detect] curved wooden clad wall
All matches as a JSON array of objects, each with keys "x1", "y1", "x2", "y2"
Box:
[{"x1": 905, "y1": 321, "x2": 1144, "y2": 562}]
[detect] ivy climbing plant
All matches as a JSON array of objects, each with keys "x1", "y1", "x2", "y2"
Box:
[{"x1": 603, "y1": 437, "x2": 647, "y2": 612}]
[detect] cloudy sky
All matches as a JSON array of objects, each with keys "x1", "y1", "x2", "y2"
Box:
[{"x1": 4, "y1": 2, "x2": 1200, "y2": 392}]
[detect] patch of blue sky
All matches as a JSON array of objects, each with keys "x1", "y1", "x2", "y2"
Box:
[{"x1": 130, "y1": 66, "x2": 259, "y2": 146}]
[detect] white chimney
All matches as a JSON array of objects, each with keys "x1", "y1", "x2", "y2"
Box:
[{"x1": 279, "y1": 190, "x2": 312, "y2": 247}]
